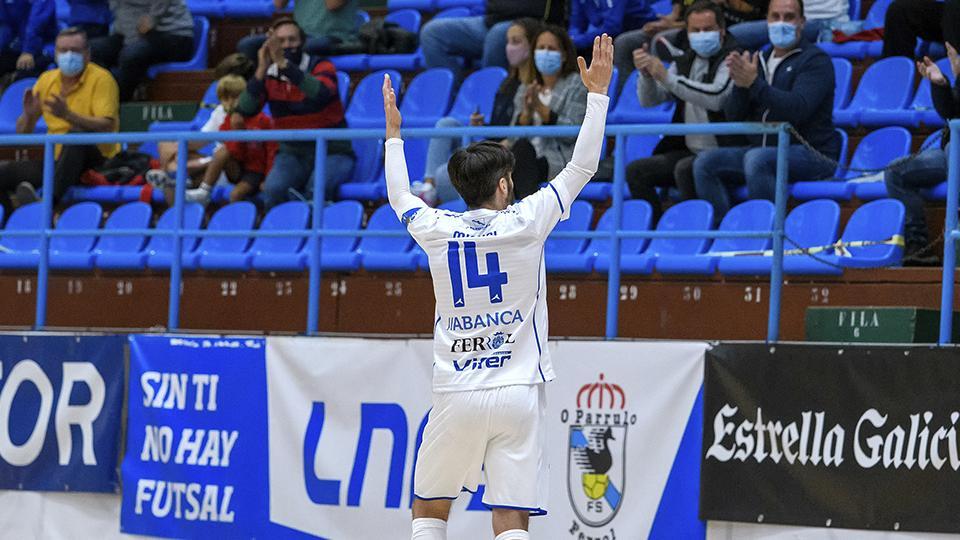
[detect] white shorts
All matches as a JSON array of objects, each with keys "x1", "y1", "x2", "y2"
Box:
[{"x1": 413, "y1": 383, "x2": 547, "y2": 515}]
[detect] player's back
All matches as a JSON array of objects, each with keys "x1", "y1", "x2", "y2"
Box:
[{"x1": 404, "y1": 187, "x2": 568, "y2": 393}]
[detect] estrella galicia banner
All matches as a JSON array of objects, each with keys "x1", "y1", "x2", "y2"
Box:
[
  {"x1": 120, "y1": 335, "x2": 272, "y2": 538},
  {"x1": 0, "y1": 333, "x2": 124, "y2": 492},
  {"x1": 701, "y1": 343, "x2": 960, "y2": 533}
]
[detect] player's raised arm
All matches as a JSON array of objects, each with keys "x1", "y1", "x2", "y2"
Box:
[
  {"x1": 549, "y1": 34, "x2": 613, "y2": 204},
  {"x1": 382, "y1": 74, "x2": 426, "y2": 221}
]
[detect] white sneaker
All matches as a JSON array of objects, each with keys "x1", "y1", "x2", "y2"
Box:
[
  {"x1": 185, "y1": 186, "x2": 211, "y2": 204},
  {"x1": 410, "y1": 181, "x2": 437, "y2": 206}
]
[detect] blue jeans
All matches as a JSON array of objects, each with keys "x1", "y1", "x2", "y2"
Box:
[
  {"x1": 260, "y1": 150, "x2": 355, "y2": 209},
  {"x1": 727, "y1": 18, "x2": 839, "y2": 50},
  {"x1": 424, "y1": 116, "x2": 465, "y2": 203},
  {"x1": 884, "y1": 145, "x2": 947, "y2": 246},
  {"x1": 237, "y1": 34, "x2": 339, "y2": 61},
  {"x1": 693, "y1": 145, "x2": 836, "y2": 221},
  {"x1": 420, "y1": 16, "x2": 510, "y2": 78}
]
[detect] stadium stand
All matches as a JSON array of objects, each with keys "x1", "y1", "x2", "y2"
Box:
[{"x1": 619, "y1": 199, "x2": 714, "y2": 275}]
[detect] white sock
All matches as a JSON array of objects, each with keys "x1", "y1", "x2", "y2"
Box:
[
  {"x1": 495, "y1": 529, "x2": 530, "y2": 540},
  {"x1": 411, "y1": 517, "x2": 447, "y2": 540}
]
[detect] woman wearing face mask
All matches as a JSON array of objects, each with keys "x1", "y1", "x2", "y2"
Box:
[
  {"x1": 415, "y1": 18, "x2": 541, "y2": 206},
  {"x1": 510, "y1": 25, "x2": 587, "y2": 200}
]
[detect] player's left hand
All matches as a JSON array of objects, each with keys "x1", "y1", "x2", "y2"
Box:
[
  {"x1": 382, "y1": 73, "x2": 402, "y2": 139},
  {"x1": 578, "y1": 34, "x2": 613, "y2": 95}
]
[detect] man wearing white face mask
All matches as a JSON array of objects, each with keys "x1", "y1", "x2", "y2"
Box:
[
  {"x1": 693, "y1": 0, "x2": 839, "y2": 224},
  {"x1": 627, "y1": 0, "x2": 741, "y2": 221},
  {"x1": 0, "y1": 26, "x2": 119, "y2": 212}
]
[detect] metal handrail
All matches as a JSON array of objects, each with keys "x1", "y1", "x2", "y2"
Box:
[{"x1": 8, "y1": 122, "x2": 792, "y2": 340}]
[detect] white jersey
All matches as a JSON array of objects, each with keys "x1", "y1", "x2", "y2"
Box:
[{"x1": 385, "y1": 92, "x2": 610, "y2": 393}]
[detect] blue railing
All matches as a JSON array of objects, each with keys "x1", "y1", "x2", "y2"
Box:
[
  {"x1": 0, "y1": 122, "x2": 791, "y2": 340},
  {"x1": 938, "y1": 120, "x2": 960, "y2": 344}
]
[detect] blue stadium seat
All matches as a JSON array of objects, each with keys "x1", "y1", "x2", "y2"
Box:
[
  {"x1": 186, "y1": 0, "x2": 225, "y2": 17},
  {"x1": 608, "y1": 70, "x2": 676, "y2": 124},
  {"x1": 920, "y1": 131, "x2": 949, "y2": 200},
  {"x1": 435, "y1": 0, "x2": 482, "y2": 8},
  {"x1": 0, "y1": 202, "x2": 38, "y2": 267},
  {"x1": 221, "y1": 0, "x2": 275, "y2": 17},
  {"x1": 367, "y1": 9, "x2": 424, "y2": 70},
  {"x1": 789, "y1": 198, "x2": 905, "y2": 274},
  {"x1": 607, "y1": 67, "x2": 621, "y2": 109},
  {"x1": 41, "y1": 202, "x2": 103, "y2": 270},
  {"x1": 439, "y1": 198, "x2": 467, "y2": 212},
  {"x1": 619, "y1": 199, "x2": 713, "y2": 274},
  {"x1": 330, "y1": 11, "x2": 372, "y2": 71},
  {"x1": 835, "y1": 56, "x2": 915, "y2": 128},
  {"x1": 147, "y1": 16, "x2": 210, "y2": 77},
  {"x1": 551, "y1": 200, "x2": 653, "y2": 273},
  {"x1": 150, "y1": 81, "x2": 219, "y2": 132},
  {"x1": 252, "y1": 200, "x2": 364, "y2": 271},
  {"x1": 833, "y1": 58, "x2": 853, "y2": 111},
  {"x1": 909, "y1": 57, "x2": 953, "y2": 128},
  {"x1": 201, "y1": 201, "x2": 309, "y2": 270},
  {"x1": 790, "y1": 129, "x2": 851, "y2": 200},
  {"x1": 387, "y1": 0, "x2": 434, "y2": 10},
  {"x1": 186, "y1": 202, "x2": 256, "y2": 269},
  {"x1": 0, "y1": 78, "x2": 45, "y2": 134},
  {"x1": 368, "y1": 137, "x2": 429, "y2": 200},
  {"x1": 718, "y1": 199, "x2": 840, "y2": 275},
  {"x1": 820, "y1": 0, "x2": 891, "y2": 59},
  {"x1": 400, "y1": 68, "x2": 454, "y2": 127},
  {"x1": 447, "y1": 67, "x2": 508, "y2": 125},
  {"x1": 144, "y1": 204, "x2": 206, "y2": 270},
  {"x1": 849, "y1": 126, "x2": 912, "y2": 200},
  {"x1": 345, "y1": 69, "x2": 403, "y2": 128},
  {"x1": 359, "y1": 205, "x2": 417, "y2": 271},
  {"x1": 336, "y1": 138, "x2": 385, "y2": 200},
  {"x1": 544, "y1": 201, "x2": 593, "y2": 272},
  {"x1": 862, "y1": 0, "x2": 896, "y2": 57},
  {"x1": 656, "y1": 200, "x2": 774, "y2": 274},
  {"x1": 90, "y1": 202, "x2": 153, "y2": 269},
  {"x1": 62, "y1": 186, "x2": 123, "y2": 204},
  {"x1": 337, "y1": 71, "x2": 351, "y2": 107}
]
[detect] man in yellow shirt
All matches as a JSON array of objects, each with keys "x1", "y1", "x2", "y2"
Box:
[{"x1": 0, "y1": 26, "x2": 120, "y2": 210}]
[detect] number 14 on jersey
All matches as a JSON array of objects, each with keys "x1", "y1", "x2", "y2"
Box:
[{"x1": 447, "y1": 241, "x2": 508, "y2": 308}]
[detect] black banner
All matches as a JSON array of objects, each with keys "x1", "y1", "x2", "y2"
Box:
[{"x1": 701, "y1": 343, "x2": 960, "y2": 533}]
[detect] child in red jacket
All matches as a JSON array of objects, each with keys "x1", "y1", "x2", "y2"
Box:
[{"x1": 186, "y1": 75, "x2": 278, "y2": 204}]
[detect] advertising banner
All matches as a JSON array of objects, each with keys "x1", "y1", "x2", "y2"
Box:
[
  {"x1": 0, "y1": 334, "x2": 124, "y2": 492},
  {"x1": 701, "y1": 343, "x2": 960, "y2": 533}
]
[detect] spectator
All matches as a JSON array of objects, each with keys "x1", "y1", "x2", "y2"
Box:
[
  {"x1": 185, "y1": 75, "x2": 277, "y2": 205},
  {"x1": 693, "y1": 0, "x2": 839, "y2": 222},
  {"x1": 420, "y1": 0, "x2": 566, "y2": 80},
  {"x1": 89, "y1": 0, "x2": 195, "y2": 101},
  {"x1": 62, "y1": 0, "x2": 112, "y2": 39},
  {"x1": 627, "y1": 1, "x2": 740, "y2": 221},
  {"x1": 570, "y1": 0, "x2": 655, "y2": 56},
  {"x1": 882, "y1": 0, "x2": 960, "y2": 58},
  {"x1": 0, "y1": 0, "x2": 57, "y2": 83},
  {"x1": 416, "y1": 18, "x2": 541, "y2": 205},
  {"x1": 883, "y1": 45, "x2": 959, "y2": 266},
  {"x1": 0, "y1": 27, "x2": 119, "y2": 212},
  {"x1": 236, "y1": 17, "x2": 354, "y2": 208},
  {"x1": 613, "y1": 0, "x2": 766, "y2": 92},
  {"x1": 728, "y1": 0, "x2": 848, "y2": 50},
  {"x1": 509, "y1": 24, "x2": 588, "y2": 199},
  {"x1": 237, "y1": 0, "x2": 359, "y2": 61}
]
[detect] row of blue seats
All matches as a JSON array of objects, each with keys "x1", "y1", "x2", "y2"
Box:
[{"x1": 0, "y1": 196, "x2": 904, "y2": 276}]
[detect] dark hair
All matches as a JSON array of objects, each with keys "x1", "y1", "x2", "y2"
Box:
[
  {"x1": 56, "y1": 26, "x2": 89, "y2": 48},
  {"x1": 769, "y1": 0, "x2": 805, "y2": 18},
  {"x1": 532, "y1": 24, "x2": 578, "y2": 83},
  {"x1": 447, "y1": 141, "x2": 515, "y2": 207},
  {"x1": 508, "y1": 17, "x2": 541, "y2": 85},
  {"x1": 684, "y1": 0, "x2": 726, "y2": 29},
  {"x1": 214, "y1": 52, "x2": 255, "y2": 80},
  {"x1": 271, "y1": 17, "x2": 306, "y2": 42}
]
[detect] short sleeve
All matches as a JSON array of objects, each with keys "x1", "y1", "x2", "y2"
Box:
[{"x1": 91, "y1": 72, "x2": 119, "y2": 120}]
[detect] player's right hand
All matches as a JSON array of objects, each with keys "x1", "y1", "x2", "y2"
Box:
[
  {"x1": 382, "y1": 73, "x2": 402, "y2": 139},
  {"x1": 578, "y1": 34, "x2": 614, "y2": 95}
]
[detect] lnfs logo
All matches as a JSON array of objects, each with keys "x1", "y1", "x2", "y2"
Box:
[{"x1": 561, "y1": 374, "x2": 635, "y2": 534}]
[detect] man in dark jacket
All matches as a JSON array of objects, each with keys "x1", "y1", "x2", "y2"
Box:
[
  {"x1": 628, "y1": 1, "x2": 740, "y2": 221},
  {"x1": 420, "y1": 0, "x2": 565, "y2": 79},
  {"x1": 883, "y1": 43, "x2": 960, "y2": 266},
  {"x1": 237, "y1": 17, "x2": 354, "y2": 208},
  {"x1": 693, "y1": 0, "x2": 839, "y2": 221}
]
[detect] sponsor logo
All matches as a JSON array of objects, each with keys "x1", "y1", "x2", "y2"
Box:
[
  {"x1": 562, "y1": 374, "x2": 636, "y2": 534},
  {"x1": 446, "y1": 310, "x2": 523, "y2": 332},
  {"x1": 450, "y1": 332, "x2": 515, "y2": 353},
  {"x1": 453, "y1": 354, "x2": 510, "y2": 372}
]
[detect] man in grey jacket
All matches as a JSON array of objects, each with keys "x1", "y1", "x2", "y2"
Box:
[
  {"x1": 90, "y1": 0, "x2": 195, "y2": 101},
  {"x1": 627, "y1": 1, "x2": 740, "y2": 220}
]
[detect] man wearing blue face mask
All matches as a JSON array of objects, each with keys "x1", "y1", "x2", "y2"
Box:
[
  {"x1": 693, "y1": 0, "x2": 839, "y2": 223},
  {"x1": 0, "y1": 26, "x2": 119, "y2": 212},
  {"x1": 627, "y1": 0, "x2": 742, "y2": 221}
]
